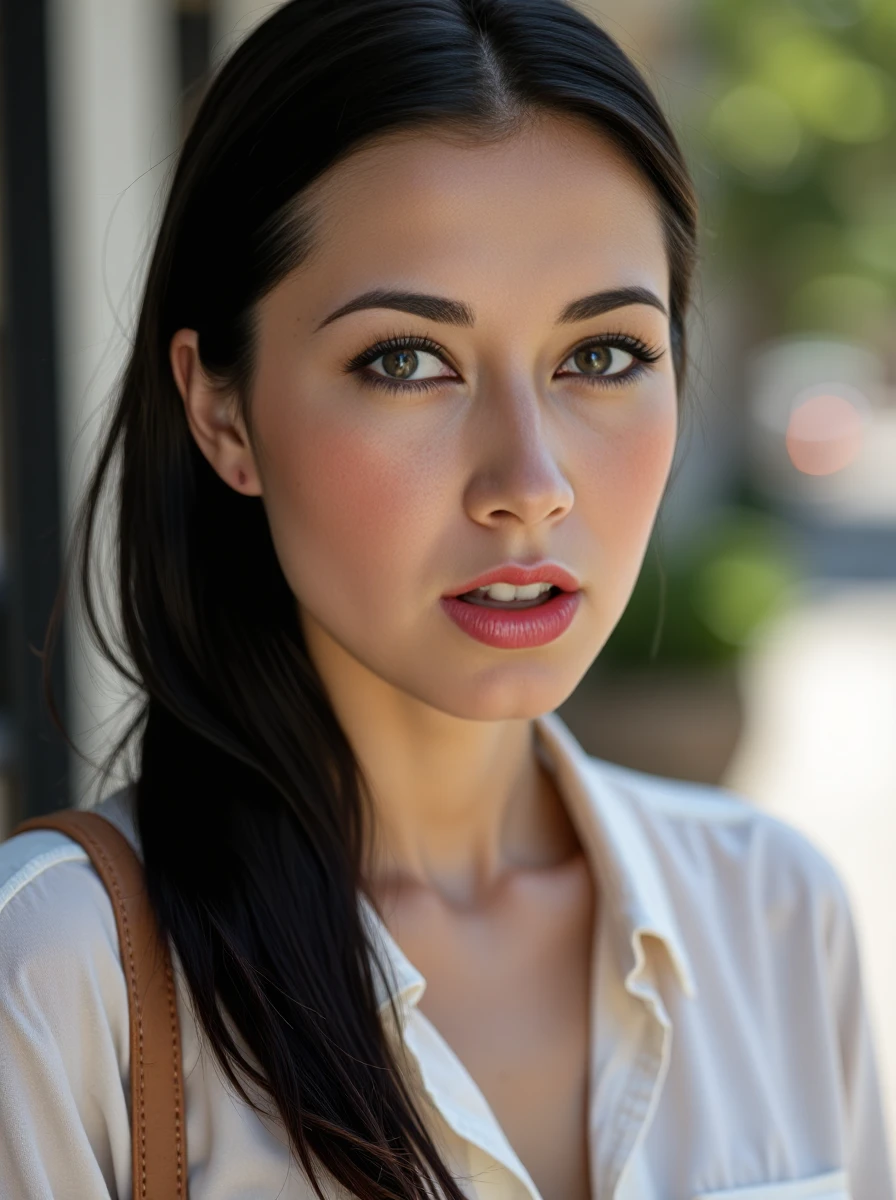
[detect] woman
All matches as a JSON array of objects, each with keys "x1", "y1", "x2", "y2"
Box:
[{"x1": 0, "y1": 1, "x2": 891, "y2": 1197}]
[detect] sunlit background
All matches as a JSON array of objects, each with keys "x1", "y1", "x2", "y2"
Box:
[{"x1": 0, "y1": 0, "x2": 893, "y2": 1148}]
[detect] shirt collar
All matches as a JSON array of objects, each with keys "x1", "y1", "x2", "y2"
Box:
[
  {"x1": 361, "y1": 708, "x2": 698, "y2": 1017},
  {"x1": 360, "y1": 893, "x2": 427, "y2": 1016},
  {"x1": 534, "y1": 709, "x2": 698, "y2": 1001}
]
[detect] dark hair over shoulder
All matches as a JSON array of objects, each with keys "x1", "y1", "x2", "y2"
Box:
[{"x1": 46, "y1": 2, "x2": 699, "y2": 1196}]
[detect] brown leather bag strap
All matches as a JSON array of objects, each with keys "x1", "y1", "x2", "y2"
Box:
[{"x1": 15, "y1": 809, "x2": 186, "y2": 1198}]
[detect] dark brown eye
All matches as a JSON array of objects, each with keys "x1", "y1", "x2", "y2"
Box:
[
  {"x1": 381, "y1": 349, "x2": 418, "y2": 379},
  {"x1": 561, "y1": 344, "x2": 638, "y2": 379},
  {"x1": 555, "y1": 337, "x2": 653, "y2": 388},
  {"x1": 572, "y1": 345, "x2": 614, "y2": 374},
  {"x1": 363, "y1": 344, "x2": 454, "y2": 385}
]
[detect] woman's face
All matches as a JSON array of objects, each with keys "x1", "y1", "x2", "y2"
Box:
[{"x1": 197, "y1": 114, "x2": 678, "y2": 721}]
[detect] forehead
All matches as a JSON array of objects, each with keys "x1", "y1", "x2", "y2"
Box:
[{"x1": 295, "y1": 113, "x2": 669, "y2": 316}]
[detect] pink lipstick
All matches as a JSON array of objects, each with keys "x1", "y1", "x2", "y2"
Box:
[{"x1": 440, "y1": 562, "x2": 582, "y2": 649}]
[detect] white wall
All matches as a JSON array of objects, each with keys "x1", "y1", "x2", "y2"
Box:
[{"x1": 46, "y1": 0, "x2": 177, "y2": 803}]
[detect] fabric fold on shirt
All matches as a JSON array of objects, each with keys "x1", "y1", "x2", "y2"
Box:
[{"x1": 0, "y1": 708, "x2": 891, "y2": 1198}]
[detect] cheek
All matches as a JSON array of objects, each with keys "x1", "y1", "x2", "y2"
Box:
[
  {"x1": 256, "y1": 401, "x2": 442, "y2": 610},
  {"x1": 575, "y1": 396, "x2": 677, "y2": 553}
]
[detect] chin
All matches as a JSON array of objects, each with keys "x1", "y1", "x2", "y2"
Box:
[{"x1": 414, "y1": 667, "x2": 584, "y2": 724}]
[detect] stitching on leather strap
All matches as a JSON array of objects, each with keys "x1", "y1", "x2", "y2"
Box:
[
  {"x1": 15, "y1": 810, "x2": 186, "y2": 1197},
  {"x1": 76, "y1": 825, "x2": 148, "y2": 1198},
  {"x1": 165, "y1": 957, "x2": 185, "y2": 1194}
]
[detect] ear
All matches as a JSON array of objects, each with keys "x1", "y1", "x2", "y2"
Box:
[{"x1": 169, "y1": 329, "x2": 263, "y2": 496}]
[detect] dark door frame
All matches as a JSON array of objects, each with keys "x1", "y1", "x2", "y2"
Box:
[{"x1": 0, "y1": 0, "x2": 70, "y2": 820}]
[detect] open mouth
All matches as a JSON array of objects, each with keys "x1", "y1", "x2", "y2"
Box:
[
  {"x1": 440, "y1": 584, "x2": 581, "y2": 648},
  {"x1": 457, "y1": 585, "x2": 565, "y2": 610}
]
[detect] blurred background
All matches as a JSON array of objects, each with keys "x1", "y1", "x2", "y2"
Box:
[{"x1": 0, "y1": 0, "x2": 893, "y2": 1146}]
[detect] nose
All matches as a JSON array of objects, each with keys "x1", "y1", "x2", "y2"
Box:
[{"x1": 462, "y1": 380, "x2": 574, "y2": 531}]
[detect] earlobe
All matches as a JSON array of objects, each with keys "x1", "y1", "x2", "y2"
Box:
[{"x1": 169, "y1": 328, "x2": 263, "y2": 496}]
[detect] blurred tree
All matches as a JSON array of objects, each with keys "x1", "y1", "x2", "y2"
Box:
[
  {"x1": 597, "y1": 506, "x2": 806, "y2": 670},
  {"x1": 692, "y1": 0, "x2": 896, "y2": 351}
]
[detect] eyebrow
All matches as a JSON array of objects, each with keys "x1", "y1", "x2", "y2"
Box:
[{"x1": 313, "y1": 284, "x2": 668, "y2": 332}]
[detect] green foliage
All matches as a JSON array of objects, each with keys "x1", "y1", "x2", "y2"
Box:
[
  {"x1": 597, "y1": 506, "x2": 806, "y2": 670},
  {"x1": 691, "y1": 0, "x2": 896, "y2": 341}
]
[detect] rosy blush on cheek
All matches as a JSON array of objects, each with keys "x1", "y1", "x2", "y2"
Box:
[
  {"x1": 571, "y1": 404, "x2": 677, "y2": 593},
  {"x1": 576, "y1": 390, "x2": 676, "y2": 497},
  {"x1": 617, "y1": 420, "x2": 676, "y2": 514},
  {"x1": 257, "y1": 407, "x2": 443, "y2": 634}
]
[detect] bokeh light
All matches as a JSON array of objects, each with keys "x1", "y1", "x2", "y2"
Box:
[{"x1": 785, "y1": 389, "x2": 867, "y2": 475}]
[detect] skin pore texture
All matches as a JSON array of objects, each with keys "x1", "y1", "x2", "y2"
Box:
[{"x1": 171, "y1": 112, "x2": 678, "y2": 1200}]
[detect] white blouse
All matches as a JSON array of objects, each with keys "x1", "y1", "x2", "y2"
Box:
[{"x1": 0, "y1": 709, "x2": 891, "y2": 1199}]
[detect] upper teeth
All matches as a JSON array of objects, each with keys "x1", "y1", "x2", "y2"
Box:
[{"x1": 475, "y1": 581, "x2": 554, "y2": 601}]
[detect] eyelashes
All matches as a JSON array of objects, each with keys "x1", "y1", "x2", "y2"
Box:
[{"x1": 341, "y1": 328, "x2": 665, "y2": 395}]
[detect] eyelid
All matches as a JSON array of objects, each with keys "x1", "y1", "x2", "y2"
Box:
[
  {"x1": 342, "y1": 331, "x2": 460, "y2": 375},
  {"x1": 557, "y1": 330, "x2": 665, "y2": 373},
  {"x1": 343, "y1": 326, "x2": 666, "y2": 372}
]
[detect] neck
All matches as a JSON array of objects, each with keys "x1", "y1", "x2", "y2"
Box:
[{"x1": 310, "y1": 640, "x2": 580, "y2": 907}]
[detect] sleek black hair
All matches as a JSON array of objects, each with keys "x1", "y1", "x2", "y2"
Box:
[{"x1": 47, "y1": 1, "x2": 699, "y2": 1195}]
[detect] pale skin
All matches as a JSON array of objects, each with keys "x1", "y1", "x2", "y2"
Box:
[{"x1": 171, "y1": 112, "x2": 678, "y2": 1200}]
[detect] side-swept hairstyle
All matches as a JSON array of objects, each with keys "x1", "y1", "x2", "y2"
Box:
[{"x1": 48, "y1": 1, "x2": 699, "y2": 1195}]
